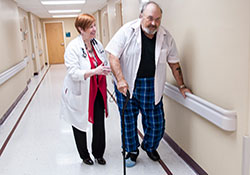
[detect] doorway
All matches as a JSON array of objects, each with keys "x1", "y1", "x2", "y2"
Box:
[{"x1": 45, "y1": 22, "x2": 65, "y2": 64}]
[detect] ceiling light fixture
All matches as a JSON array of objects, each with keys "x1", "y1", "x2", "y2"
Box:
[
  {"x1": 49, "y1": 9, "x2": 81, "y2": 13},
  {"x1": 41, "y1": 1, "x2": 86, "y2": 5},
  {"x1": 52, "y1": 14, "x2": 78, "y2": 18}
]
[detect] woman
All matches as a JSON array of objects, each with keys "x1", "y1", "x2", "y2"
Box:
[{"x1": 60, "y1": 13, "x2": 111, "y2": 165}]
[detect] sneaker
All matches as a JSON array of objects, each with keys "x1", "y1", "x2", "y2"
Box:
[{"x1": 125, "y1": 150, "x2": 139, "y2": 167}]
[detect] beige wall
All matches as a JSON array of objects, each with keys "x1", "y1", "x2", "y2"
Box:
[
  {"x1": 18, "y1": 7, "x2": 34, "y2": 82},
  {"x1": 100, "y1": 6, "x2": 110, "y2": 47},
  {"x1": 155, "y1": 0, "x2": 249, "y2": 174},
  {"x1": 93, "y1": 11, "x2": 102, "y2": 41},
  {"x1": 37, "y1": 20, "x2": 45, "y2": 67},
  {"x1": 0, "y1": 0, "x2": 28, "y2": 119},
  {"x1": 0, "y1": 0, "x2": 23, "y2": 73},
  {"x1": 121, "y1": 0, "x2": 140, "y2": 24},
  {"x1": 0, "y1": 0, "x2": 46, "y2": 122},
  {"x1": 29, "y1": 13, "x2": 45, "y2": 72},
  {"x1": 107, "y1": 0, "x2": 123, "y2": 38}
]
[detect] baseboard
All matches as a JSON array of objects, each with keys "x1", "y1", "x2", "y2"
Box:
[
  {"x1": 163, "y1": 133, "x2": 208, "y2": 175},
  {"x1": 0, "y1": 86, "x2": 28, "y2": 125}
]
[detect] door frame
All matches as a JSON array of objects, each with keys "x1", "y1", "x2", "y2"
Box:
[{"x1": 43, "y1": 21, "x2": 66, "y2": 65}]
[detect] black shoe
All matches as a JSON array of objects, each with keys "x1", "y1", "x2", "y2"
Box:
[
  {"x1": 146, "y1": 150, "x2": 160, "y2": 161},
  {"x1": 83, "y1": 157, "x2": 94, "y2": 165},
  {"x1": 141, "y1": 144, "x2": 160, "y2": 161},
  {"x1": 96, "y1": 157, "x2": 106, "y2": 165}
]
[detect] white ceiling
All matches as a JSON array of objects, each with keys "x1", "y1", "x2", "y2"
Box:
[{"x1": 14, "y1": 0, "x2": 107, "y2": 18}]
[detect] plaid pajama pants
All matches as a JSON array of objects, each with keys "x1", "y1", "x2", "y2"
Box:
[{"x1": 115, "y1": 77, "x2": 165, "y2": 153}]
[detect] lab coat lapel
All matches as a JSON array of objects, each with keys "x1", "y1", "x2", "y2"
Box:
[{"x1": 78, "y1": 35, "x2": 88, "y2": 59}]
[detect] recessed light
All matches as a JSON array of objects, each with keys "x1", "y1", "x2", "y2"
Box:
[
  {"x1": 52, "y1": 14, "x2": 78, "y2": 18},
  {"x1": 48, "y1": 10, "x2": 81, "y2": 13},
  {"x1": 41, "y1": 1, "x2": 86, "y2": 5}
]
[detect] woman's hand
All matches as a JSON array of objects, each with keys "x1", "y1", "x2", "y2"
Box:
[
  {"x1": 84, "y1": 63, "x2": 111, "y2": 80},
  {"x1": 94, "y1": 63, "x2": 111, "y2": 75}
]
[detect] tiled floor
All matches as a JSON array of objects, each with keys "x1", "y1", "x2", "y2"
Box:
[{"x1": 0, "y1": 64, "x2": 196, "y2": 175}]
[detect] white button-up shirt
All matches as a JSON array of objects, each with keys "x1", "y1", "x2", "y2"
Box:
[{"x1": 105, "y1": 19, "x2": 179, "y2": 104}]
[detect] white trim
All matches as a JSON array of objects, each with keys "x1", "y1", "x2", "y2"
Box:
[
  {"x1": 164, "y1": 82, "x2": 237, "y2": 131},
  {"x1": 0, "y1": 58, "x2": 28, "y2": 85},
  {"x1": 242, "y1": 136, "x2": 250, "y2": 175},
  {"x1": 24, "y1": 56, "x2": 29, "y2": 64}
]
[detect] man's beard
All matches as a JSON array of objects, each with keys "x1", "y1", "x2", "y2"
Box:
[{"x1": 142, "y1": 25, "x2": 157, "y2": 35}]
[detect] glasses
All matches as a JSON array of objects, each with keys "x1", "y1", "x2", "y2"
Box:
[{"x1": 144, "y1": 16, "x2": 161, "y2": 23}]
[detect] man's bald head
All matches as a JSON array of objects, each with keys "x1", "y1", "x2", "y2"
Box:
[{"x1": 140, "y1": 1, "x2": 162, "y2": 15}]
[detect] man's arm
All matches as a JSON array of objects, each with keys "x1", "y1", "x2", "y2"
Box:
[
  {"x1": 169, "y1": 62, "x2": 192, "y2": 98},
  {"x1": 108, "y1": 53, "x2": 128, "y2": 96}
]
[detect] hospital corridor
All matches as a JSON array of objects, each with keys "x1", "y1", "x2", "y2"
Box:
[
  {"x1": 0, "y1": 64, "x2": 196, "y2": 175},
  {"x1": 1, "y1": 0, "x2": 250, "y2": 175}
]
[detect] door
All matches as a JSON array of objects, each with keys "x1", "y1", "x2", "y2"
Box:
[{"x1": 45, "y1": 22, "x2": 65, "y2": 64}]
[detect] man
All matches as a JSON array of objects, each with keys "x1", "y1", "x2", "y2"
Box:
[{"x1": 106, "y1": 1, "x2": 191, "y2": 167}]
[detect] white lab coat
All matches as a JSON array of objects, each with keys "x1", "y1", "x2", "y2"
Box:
[
  {"x1": 60, "y1": 35, "x2": 108, "y2": 131},
  {"x1": 106, "y1": 19, "x2": 180, "y2": 104}
]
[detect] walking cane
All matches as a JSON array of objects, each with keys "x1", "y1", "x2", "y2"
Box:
[{"x1": 121, "y1": 90, "x2": 130, "y2": 175}]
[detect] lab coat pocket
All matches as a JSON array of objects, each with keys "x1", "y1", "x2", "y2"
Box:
[
  {"x1": 159, "y1": 49, "x2": 167, "y2": 63},
  {"x1": 64, "y1": 88, "x2": 82, "y2": 111},
  {"x1": 71, "y1": 81, "x2": 81, "y2": 95}
]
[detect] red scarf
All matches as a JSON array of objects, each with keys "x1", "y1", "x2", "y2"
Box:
[{"x1": 87, "y1": 48, "x2": 108, "y2": 123}]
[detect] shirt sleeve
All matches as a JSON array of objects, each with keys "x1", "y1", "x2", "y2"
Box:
[
  {"x1": 105, "y1": 26, "x2": 128, "y2": 59},
  {"x1": 167, "y1": 38, "x2": 180, "y2": 63}
]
